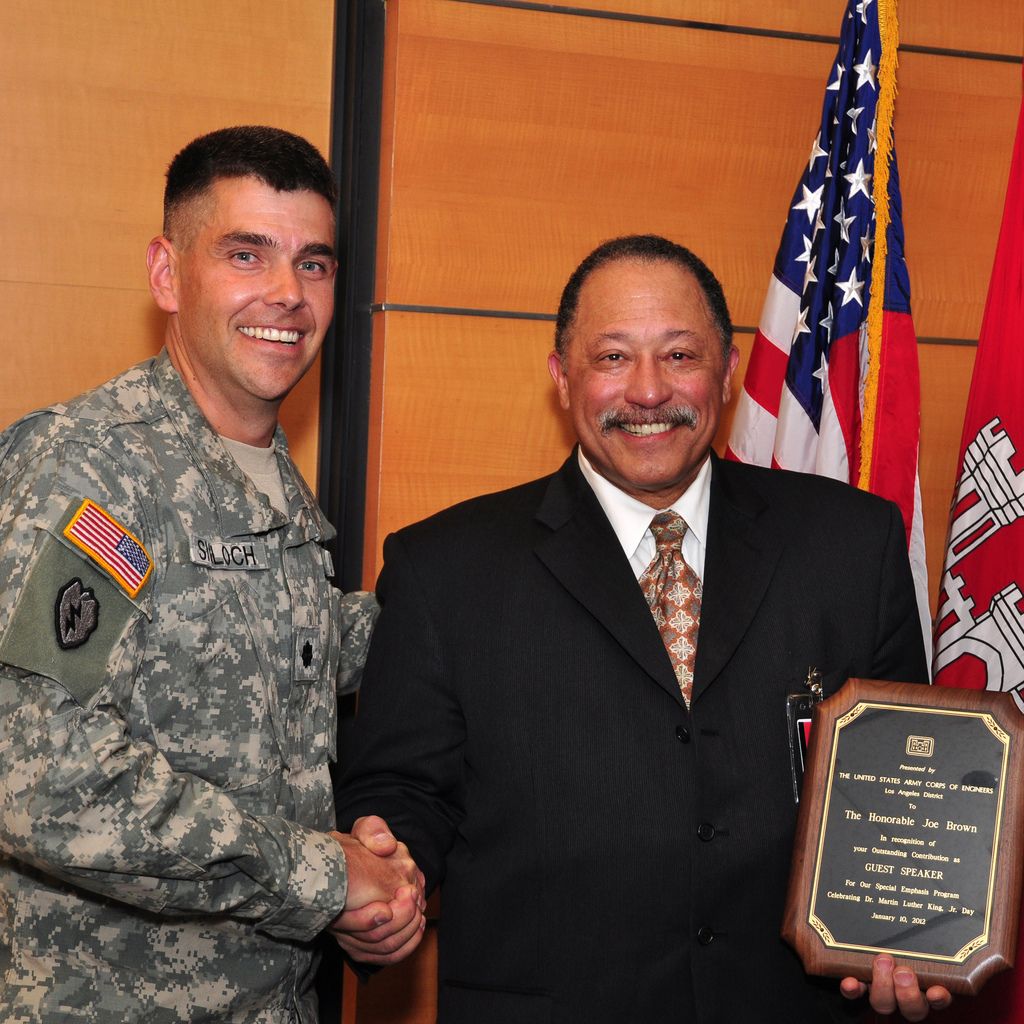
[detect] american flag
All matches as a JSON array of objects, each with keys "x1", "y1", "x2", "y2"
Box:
[
  {"x1": 726, "y1": 0, "x2": 929, "y2": 651},
  {"x1": 64, "y1": 499, "x2": 152, "y2": 597}
]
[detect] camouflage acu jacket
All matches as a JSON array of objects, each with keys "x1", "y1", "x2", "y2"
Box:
[{"x1": 0, "y1": 351, "x2": 377, "y2": 1023}]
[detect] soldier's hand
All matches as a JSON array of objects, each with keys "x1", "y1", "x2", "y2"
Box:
[
  {"x1": 327, "y1": 816, "x2": 426, "y2": 965},
  {"x1": 331, "y1": 883, "x2": 426, "y2": 964}
]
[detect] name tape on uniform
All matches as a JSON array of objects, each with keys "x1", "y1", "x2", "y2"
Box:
[{"x1": 190, "y1": 536, "x2": 268, "y2": 571}]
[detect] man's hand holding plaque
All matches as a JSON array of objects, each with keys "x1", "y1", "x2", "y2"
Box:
[{"x1": 839, "y1": 955, "x2": 952, "y2": 1020}]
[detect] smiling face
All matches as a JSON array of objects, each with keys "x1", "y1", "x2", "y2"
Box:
[
  {"x1": 548, "y1": 257, "x2": 739, "y2": 508},
  {"x1": 148, "y1": 175, "x2": 337, "y2": 444}
]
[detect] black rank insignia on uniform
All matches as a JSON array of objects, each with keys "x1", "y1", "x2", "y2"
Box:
[
  {"x1": 55, "y1": 578, "x2": 100, "y2": 650},
  {"x1": 293, "y1": 627, "x2": 320, "y2": 681}
]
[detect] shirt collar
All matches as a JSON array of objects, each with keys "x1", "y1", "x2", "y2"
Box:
[
  {"x1": 577, "y1": 447, "x2": 712, "y2": 562},
  {"x1": 151, "y1": 349, "x2": 332, "y2": 542}
]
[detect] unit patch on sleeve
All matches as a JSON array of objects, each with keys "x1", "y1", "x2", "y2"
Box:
[
  {"x1": 63, "y1": 499, "x2": 153, "y2": 598},
  {"x1": 0, "y1": 526, "x2": 142, "y2": 706},
  {"x1": 55, "y1": 578, "x2": 99, "y2": 649}
]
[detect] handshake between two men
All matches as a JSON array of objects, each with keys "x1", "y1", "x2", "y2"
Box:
[
  {"x1": 325, "y1": 817, "x2": 952, "y2": 1020},
  {"x1": 329, "y1": 816, "x2": 427, "y2": 965}
]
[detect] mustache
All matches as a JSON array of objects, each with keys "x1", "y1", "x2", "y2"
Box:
[{"x1": 598, "y1": 406, "x2": 699, "y2": 433}]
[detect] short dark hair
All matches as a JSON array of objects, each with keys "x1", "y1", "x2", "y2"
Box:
[
  {"x1": 163, "y1": 125, "x2": 337, "y2": 238},
  {"x1": 554, "y1": 235, "x2": 733, "y2": 360}
]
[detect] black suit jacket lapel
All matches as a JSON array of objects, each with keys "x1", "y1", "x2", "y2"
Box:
[
  {"x1": 693, "y1": 455, "x2": 783, "y2": 702},
  {"x1": 534, "y1": 455, "x2": 684, "y2": 705}
]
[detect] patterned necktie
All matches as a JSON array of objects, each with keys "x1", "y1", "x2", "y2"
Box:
[{"x1": 639, "y1": 511, "x2": 702, "y2": 706}]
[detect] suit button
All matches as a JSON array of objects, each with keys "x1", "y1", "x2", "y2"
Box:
[
  {"x1": 675, "y1": 725, "x2": 690, "y2": 743},
  {"x1": 697, "y1": 822, "x2": 716, "y2": 842},
  {"x1": 697, "y1": 926, "x2": 715, "y2": 945}
]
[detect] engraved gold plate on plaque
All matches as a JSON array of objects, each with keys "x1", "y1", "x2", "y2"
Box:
[{"x1": 782, "y1": 679, "x2": 1024, "y2": 996}]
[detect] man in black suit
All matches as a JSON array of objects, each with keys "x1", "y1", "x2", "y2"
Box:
[{"x1": 336, "y1": 236, "x2": 952, "y2": 1021}]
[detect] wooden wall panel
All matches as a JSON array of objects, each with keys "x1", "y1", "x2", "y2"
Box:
[
  {"x1": 0, "y1": 0, "x2": 336, "y2": 482},
  {"x1": 539, "y1": 1, "x2": 844, "y2": 36},
  {"x1": 365, "y1": 312, "x2": 573, "y2": 572},
  {"x1": 540, "y1": 0, "x2": 1022, "y2": 56},
  {"x1": 344, "y1": 927, "x2": 439, "y2": 1024},
  {"x1": 902, "y1": 0, "x2": 1023, "y2": 53},
  {"x1": 375, "y1": 0, "x2": 1020, "y2": 345},
  {"x1": 897, "y1": 50, "x2": 1020, "y2": 341},
  {"x1": 376, "y1": 0, "x2": 835, "y2": 322}
]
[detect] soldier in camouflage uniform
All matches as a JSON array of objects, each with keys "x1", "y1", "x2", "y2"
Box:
[{"x1": 0, "y1": 126, "x2": 425, "y2": 1022}]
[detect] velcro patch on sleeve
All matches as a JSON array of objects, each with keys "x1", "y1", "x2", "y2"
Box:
[
  {"x1": 0, "y1": 533, "x2": 139, "y2": 706},
  {"x1": 62, "y1": 499, "x2": 152, "y2": 598}
]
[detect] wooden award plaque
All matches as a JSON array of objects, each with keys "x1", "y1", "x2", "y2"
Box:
[{"x1": 782, "y1": 678, "x2": 1024, "y2": 996}]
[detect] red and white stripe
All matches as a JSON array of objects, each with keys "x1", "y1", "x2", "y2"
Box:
[{"x1": 67, "y1": 501, "x2": 148, "y2": 593}]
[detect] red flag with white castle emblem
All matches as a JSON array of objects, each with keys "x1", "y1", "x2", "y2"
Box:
[{"x1": 932, "y1": 67, "x2": 1024, "y2": 1022}]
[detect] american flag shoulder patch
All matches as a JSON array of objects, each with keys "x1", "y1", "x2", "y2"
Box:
[{"x1": 62, "y1": 499, "x2": 153, "y2": 598}]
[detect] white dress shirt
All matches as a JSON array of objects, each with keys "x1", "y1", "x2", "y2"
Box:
[{"x1": 577, "y1": 448, "x2": 712, "y2": 581}]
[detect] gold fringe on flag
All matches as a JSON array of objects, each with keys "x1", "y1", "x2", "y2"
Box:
[{"x1": 857, "y1": 0, "x2": 900, "y2": 490}]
